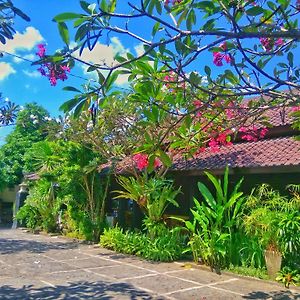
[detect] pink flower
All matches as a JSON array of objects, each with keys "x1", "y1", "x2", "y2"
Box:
[
  {"x1": 208, "y1": 139, "x2": 220, "y2": 153},
  {"x1": 224, "y1": 54, "x2": 232, "y2": 64},
  {"x1": 133, "y1": 153, "x2": 148, "y2": 171},
  {"x1": 275, "y1": 38, "x2": 284, "y2": 47},
  {"x1": 259, "y1": 128, "x2": 268, "y2": 138},
  {"x1": 49, "y1": 76, "x2": 57, "y2": 86},
  {"x1": 292, "y1": 106, "x2": 300, "y2": 112},
  {"x1": 36, "y1": 44, "x2": 46, "y2": 58},
  {"x1": 260, "y1": 37, "x2": 273, "y2": 52},
  {"x1": 213, "y1": 52, "x2": 223, "y2": 66},
  {"x1": 193, "y1": 100, "x2": 202, "y2": 108}
]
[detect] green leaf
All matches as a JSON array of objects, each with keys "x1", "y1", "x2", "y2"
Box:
[
  {"x1": 197, "y1": 182, "x2": 216, "y2": 209},
  {"x1": 59, "y1": 97, "x2": 83, "y2": 112},
  {"x1": 204, "y1": 65, "x2": 211, "y2": 76},
  {"x1": 189, "y1": 72, "x2": 201, "y2": 85},
  {"x1": 75, "y1": 24, "x2": 89, "y2": 42},
  {"x1": 158, "y1": 150, "x2": 172, "y2": 167},
  {"x1": 62, "y1": 86, "x2": 81, "y2": 93},
  {"x1": 12, "y1": 7, "x2": 30, "y2": 21},
  {"x1": 80, "y1": 1, "x2": 92, "y2": 13},
  {"x1": 73, "y1": 100, "x2": 88, "y2": 118},
  {"x1": 246, "y1": 6, "x2": 264, "y2": 16},
  {"x1": 57, "y1": 22, "x2": 70, "y2": 45},
  {"x1": 53, "y1": 12, "x2": 82, "y2": 22},
  {"x1": 288, "y1": 52, "x2": 294, "y2": 68},
  {"x1": 105, "y1": 71, "x2": 119, "y2": 91}
]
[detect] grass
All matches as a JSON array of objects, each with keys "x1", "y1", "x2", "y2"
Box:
[{"x1": 225, "y1": 264, "x2": 270, "y2": 280}]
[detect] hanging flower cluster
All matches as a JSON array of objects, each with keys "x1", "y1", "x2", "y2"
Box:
[
  {"x1": 212, "y1": 42, "x2": 232, "y2": 66},
  {"x1": 36, "y1": 44, "x2": 70, "y2": 86},
  {"x1": 133, "y1": 153, "x2": 162, "y2": 171},
  {"x1": 260, "y1": 37, "x2": 284, "y2": 52}
]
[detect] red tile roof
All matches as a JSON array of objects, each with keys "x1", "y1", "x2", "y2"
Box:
[{"x1": 171, "y1": 137, "x2": 300, "y2": 171}]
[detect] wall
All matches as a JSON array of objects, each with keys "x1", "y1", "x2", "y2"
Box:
[{"x1": 0, "y1": 186, "x2": 18, "y2": 203}]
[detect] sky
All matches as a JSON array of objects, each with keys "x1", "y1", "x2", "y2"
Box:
[{"x1": 0, "y1": 0, "x2": 144, "y2": 144}]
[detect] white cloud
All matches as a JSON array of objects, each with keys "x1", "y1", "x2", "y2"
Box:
[
  {"x1": 76, "y1": 37, "x2": 130, "y2": 86},
  {"x1": 13, "y1": 53, "x2": 36, "y2": 63},
  {"x1": 77, "y1": 37, "x2": 128, "y2": 66},
  {"x1": 135, "y1": 43, "x2": 145, "y2": 56},
  {"x1": 0, "y1": 62, "x2": 16, "y2": 80},
  {"x1": 23, "y1": 70, "x2": 40, "y2": 78},
  {"x1": 0, "y1": 27, "x2": 43, "y2": 54}
]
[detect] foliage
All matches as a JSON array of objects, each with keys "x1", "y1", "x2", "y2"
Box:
[
  {"x1": 276, "y1": 267, "x2": 300, "y2": 288},
  {"x1": 16, "y1": 179, "x2": 61, "y2": 232},
  {"x1": 243, "y1": 184, "x2": 300, "y2": 255},
  {"x1": 114, "y1": 173, "x2": 180, "y2": 238},
  {"x1": 0, "y1": 103, "x2": 50, "y2": 187},
  {"x1": 0, "y1": 95, "x2": 19, "y2": 126},
  {"x1": 100, "y1": 226, "x2": 186, "y2": 262},
  {"x1": 177, "y1": 167, "x2": 244, "y2": 269},
  {"x1": 23, "y1": 139, "x2": 110, "y2": 241},
  {"x1": 228, "y1": 231, "x2": 265, "y2": 269},
  {"x1": 226, "y1": 265, "x2": 269, "y2": 280},
  {"x1": 0, "y1": 0, "x2": 30, "y2": 44},
  {"x1": 36, "y1": 0, "x2": 300, "y2": 160}
]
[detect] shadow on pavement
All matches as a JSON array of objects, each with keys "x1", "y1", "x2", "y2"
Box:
[
  {"x1": 0, "y1": 237, "x2": 78, "y2": 254},
  {"x1": 243, "y1": 289, "x2": 300, "y2": 299},
  {"x1": 0, "y1": 280, "x2": 159, "y2": 300}
]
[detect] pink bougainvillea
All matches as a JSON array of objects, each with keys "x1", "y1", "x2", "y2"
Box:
[
  {"x1": 213, "y1": 52, "x2": 224, "y2": 66},
  {"x1": 239, "y1": 126, "x2": 268, "y2": 142},
  {"x1": 36, "y1": 44, "x2": 46, "y2": 58},
  {"x1": 132, "y1": 153, "x2": 162, "y2": 171},
  {"x1": 213, "y1": 50, "x2": 232, "y2": 66},
  {"x1": 36, "y1": 44, "x2": 70, "y2": 86},
  {"x1": 133, "y1": 153, "x2": 148, "y2": 171},
  {"x1": 260, "y1": 37, "x2": 285, "y2": 52},
  {"x1": 292, "y1": 105, "x2": 300, "y2": 112}
]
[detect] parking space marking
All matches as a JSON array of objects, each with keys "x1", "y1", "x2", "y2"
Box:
[
  {"x1": 163, "y1": 285, "x2": 205, "y2": 296},
  {"x1": 118, "y1": 273, "x2": 159, "y2": 281},
  {"x1": 79, "y1": 251, "x2": 160, "y2": 274},
  {"x1": 40, "y1": 279, "x2": 56, "y2": 287},
  {"x1": 208, "y1": 284, "x2": 245, "y2": 296}
]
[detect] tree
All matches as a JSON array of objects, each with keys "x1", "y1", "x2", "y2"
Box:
[
  {"x1": 0, "y1": 0, "x2": 30, "y2": 44},
  {"x1": 0, "y1": 103, "x2": 50, "y2": 187},
  {"x1": 0, "y1": 94, "x2": 19, "y2": 126},
  {"x1": 36, "y1": 0, "x2": 300, "y2": 160},
  {"x1": 0, "y1": 1, "x2": 29, "y2": 125}
]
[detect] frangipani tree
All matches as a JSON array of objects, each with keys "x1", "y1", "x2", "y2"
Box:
[{"x1": 35, "y1": 0, "x2": 300, "y2": 162}]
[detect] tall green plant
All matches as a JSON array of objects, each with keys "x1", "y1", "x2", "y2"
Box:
[
  {"x1": 178, "y1": 167, "x2": 244, "y2": 269},
  {"x1": 114, "y1": 174, "x2": 180, "y2": 237}
]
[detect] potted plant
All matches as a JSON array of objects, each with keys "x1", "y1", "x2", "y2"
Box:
[{"x1": 243, "y1": 185, "x2": 286, "y2": 279}]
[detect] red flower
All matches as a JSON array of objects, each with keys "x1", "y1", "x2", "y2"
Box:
[
  {"x1": 224, "y1": 54, "x2": 232, "y2": 64},
  {"x1": 133, "y1": 153, "x2": 148, "y2": 171},
  {"x1": 213, "y1": 52, "x2": 223, "y2": 66}
]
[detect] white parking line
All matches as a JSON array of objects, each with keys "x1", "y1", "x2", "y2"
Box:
[{"x1": 40, "y1": 279, "x2": 56, "y2": 287}]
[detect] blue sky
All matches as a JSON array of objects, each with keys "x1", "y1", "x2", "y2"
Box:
[{"x1": 0, "y1": 0, "x2": 141, "y2": 144}]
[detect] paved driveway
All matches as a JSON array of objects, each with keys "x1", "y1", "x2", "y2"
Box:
[{"x1": 0, "y1": 229, "x2": 299, "y2": 299}]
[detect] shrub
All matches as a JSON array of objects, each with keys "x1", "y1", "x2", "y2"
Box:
[{"x1": 100, "y1": 226, "x2": 186, "y2": 262}]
